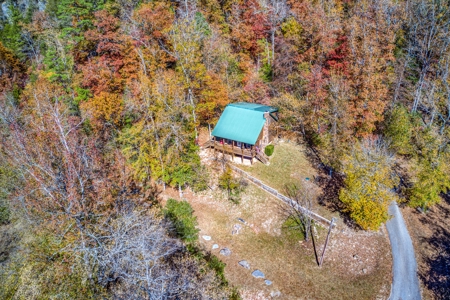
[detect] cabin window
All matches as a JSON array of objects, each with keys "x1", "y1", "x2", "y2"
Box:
[{"x1": 237, "y1": 142, "x2": 241, "y2": 148}]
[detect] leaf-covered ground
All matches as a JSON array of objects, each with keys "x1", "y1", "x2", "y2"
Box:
[{"x1": 403, "y1": 195, "x2": 450, "y2": 300}]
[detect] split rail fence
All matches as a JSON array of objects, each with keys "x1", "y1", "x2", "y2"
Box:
[{"x1": 227, "y1": 163, "x2": 336, "y2": 228}]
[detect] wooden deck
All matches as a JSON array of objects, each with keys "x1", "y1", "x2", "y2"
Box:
[{"x1": 203, "y1": 140, "x2": 270, "y2": 164}]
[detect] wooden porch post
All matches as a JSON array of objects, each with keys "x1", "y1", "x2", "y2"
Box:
[
  {"x1": 241, "y1": 143, "x2": 244, "y2": 164},
  {"x1": 232, "y1": 140, "x2": 235, "y2": 162}
]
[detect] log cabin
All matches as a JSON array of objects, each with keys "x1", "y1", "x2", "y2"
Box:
[{"x1": 205, "y1": 102, "x2": 279, "y2": 164}]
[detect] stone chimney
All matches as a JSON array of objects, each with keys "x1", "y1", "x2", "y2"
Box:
[{"x1": 262, "y1": 112, "x2": 271, "y2": 147}]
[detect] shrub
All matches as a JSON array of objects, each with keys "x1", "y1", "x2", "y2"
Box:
[
  {"x1": 0, "y1": 165, "x2": 16, "y2": 224},
  {"x1": 190, "y1": 165, "x2": 209, "y2": 192},
  {"x1": 264, "y1": 144, "x2": 274, "y2": 156},
  {"x1": 205, "y1": 253, "x2": 227, "y2": 285},
  {"x1": 218, "y1": 167, "x2": 244, "y2": 204},
  {"x1": 187, "y1": 245, "x2": 228, "y2": 287},
  {"x1": 164, "y1": 199, "x2": 199, "y2": 243},
  {"x1": 0, "y1": 204, "x2": 10, "y2": 224},
  {"x1": 259, "y1": 62, "x2": 273, "y2": 82}
]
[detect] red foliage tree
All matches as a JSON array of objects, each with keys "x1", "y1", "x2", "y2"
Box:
[{"x1": 82, "y1": 10, "x2": 139, "y2": 96}]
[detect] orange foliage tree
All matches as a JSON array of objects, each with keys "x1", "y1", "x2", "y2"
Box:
[
  {"x1": 0, "y1": 41, "x2": 25, "y2": 93},
  {"x1": 3, "y1": 76, "x2": 117, "y2": 231}
]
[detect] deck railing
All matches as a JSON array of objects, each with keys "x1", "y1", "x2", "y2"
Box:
[
  {"x1": 204, "y1": 141, "x2": 254, "y2": 157},
  {"x1": 203, "y1": 140, "x2": 270, "y2": 164}
]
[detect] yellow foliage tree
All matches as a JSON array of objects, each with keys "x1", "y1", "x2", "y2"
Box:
[
  {"x1": 339, "y1": 139, "x2": 399, "y2": 230},
  {"x1": 81, "y1": 91, "x2": 123, "y2": 126}
]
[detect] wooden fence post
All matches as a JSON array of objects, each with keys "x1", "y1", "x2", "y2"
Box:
[{"x1": 319, "y1": 217, "x2": 336, "y2": 267}]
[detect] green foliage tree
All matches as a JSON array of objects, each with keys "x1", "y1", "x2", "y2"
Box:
[
  {"x1": 218, "y1": 166, "x2": 243, "y2": 204},
  {"x1": 402, "y1": 120, "x2": 450, "y2": 211},
  {"x1": 385, "y1": 104, "x2": 414, "y2": 155},
  {"x1": 41, "y1": 42, "x2": 75, "y2": 83},
  {"x1": 339, "y1": 139, "x2": 399, "y2": 230},
  {"x1": 164, "y1": 199, "x2": 199, "y2": 243},
  {"x1": 119, "y1": 72, "x2": 202, "y2": 189},
  {"x1": 53, "y1": 0, "x2": 97, "y2": 39},
  {"x1": 0, "y1": 3, "x2": 25, "y2": 59},
  {"x1": 408, "y1": 159, "x2": 450, "y2": 211}
]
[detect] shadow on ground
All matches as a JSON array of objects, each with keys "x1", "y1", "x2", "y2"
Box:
[
  {"x1": 418, "y1": 193, "x2": 450, "y2": 299},
  {"x1": 302, "y1": 145, "x2": 361, "y2": 229}
]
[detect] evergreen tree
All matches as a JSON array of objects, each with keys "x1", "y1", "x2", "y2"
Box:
[
  {"x1": 164, "y1": 198, "x2": 199, "y2": 243},
  {"x1": 0, "y1": 3, "x2": 25, "y2": 59},
  {"x1": 408, "y1": 159, "x2": 450, "y2": 211}
]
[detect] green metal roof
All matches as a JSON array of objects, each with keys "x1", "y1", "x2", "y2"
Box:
[
  {"x1": 227, "y1": 102, "x2": 278, "y2": 113},
  {"x1": 211, "y1": 102, "x2": 277, "y2": 145}
]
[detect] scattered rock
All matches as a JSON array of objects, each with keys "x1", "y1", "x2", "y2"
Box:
[
  {"x1": 362, "y1": 268, "x2": 367, "y2": 274},
  {"x1": 238, "y1": 260, "x2": 250, "y2": 269},
  {"x1": 353, "y1": 254, "x2": 359, "y2": 260},
  {"x1": 202, "y1": 235, "x2": 211, "y2": 241},
  {"x1": 220, "y1": 248, "x2": 231, "y2": 256},
  {"x1": 252, "y1": 269, "x2": 265, "y2": 278},
  {"x1": 265, "y1": 280, "x2": 272, "y2": 285},
  {"x1": 212, "y1": 244, "x2": 219, "y2": 250},
  {"x1": 270, "y1": 290, "x2": 281, "y2": 297},
  {"x1": 313, "y1": 226, "x2": 319, "y2": 238},
  {"x1": 232, "y1": 224, "x2": 242, "y2": 235},
  {"x1": 237, "y1": 218, "x2": 246, "y2": 224}
]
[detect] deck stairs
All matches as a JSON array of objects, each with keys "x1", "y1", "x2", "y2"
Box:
[
  {"x1": 255, "y1": 151, "x2": 270, "y2": 165},
  {"x1": 203, "y1": 140, "x2": 214, "y2": 148}
]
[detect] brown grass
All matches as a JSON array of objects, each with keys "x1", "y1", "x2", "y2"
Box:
[
  {"x1": 162, "y1": 169, "x2": 392, "y2": 299},
  {"x1": 160, "y1": 142, "x2": 392, "y2": 299}
]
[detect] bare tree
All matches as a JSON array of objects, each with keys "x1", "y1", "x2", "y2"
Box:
[
  {"x1": 400, "y1": 0, "x2": 450, "y2": 120},
  {"x1": 264, "y1": 0, "x2": 289, "y2": 65},
  {"x1": 284, "y1": 181, "x2": 315, "y2": 241},
  {"x1": 73, "y1": 209, "x2": 228, "y2": 300},
  {"x1": 0, "y1": 75, "x2": 229, "y2": 299}
]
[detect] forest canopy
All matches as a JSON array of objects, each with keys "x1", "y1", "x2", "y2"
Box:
[{"x1": 0, "y1": 0, "x2": 449, "y2": 298}]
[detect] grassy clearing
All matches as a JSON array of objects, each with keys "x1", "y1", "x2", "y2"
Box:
[
  {"x1": 240, "y1": 141, "x2": 317, "y2": 193},
  {"x1": 161, "y1": 144, "x2": 392, "y2": 299},
  {"x1": 239, "y1": 141, "x2": 339, "y2": 220},
  {"x1": 176, "y1": 180, "x2": 391, "y2": 300}
]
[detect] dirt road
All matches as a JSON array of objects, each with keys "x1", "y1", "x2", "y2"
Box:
[{"x1": 386, "y1": 201, "x2": 422, "y2": 300}]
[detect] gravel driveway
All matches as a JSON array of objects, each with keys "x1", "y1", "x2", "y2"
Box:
[{"x1": 386, "y1": 201, "x2": 422, "y2": 300}]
